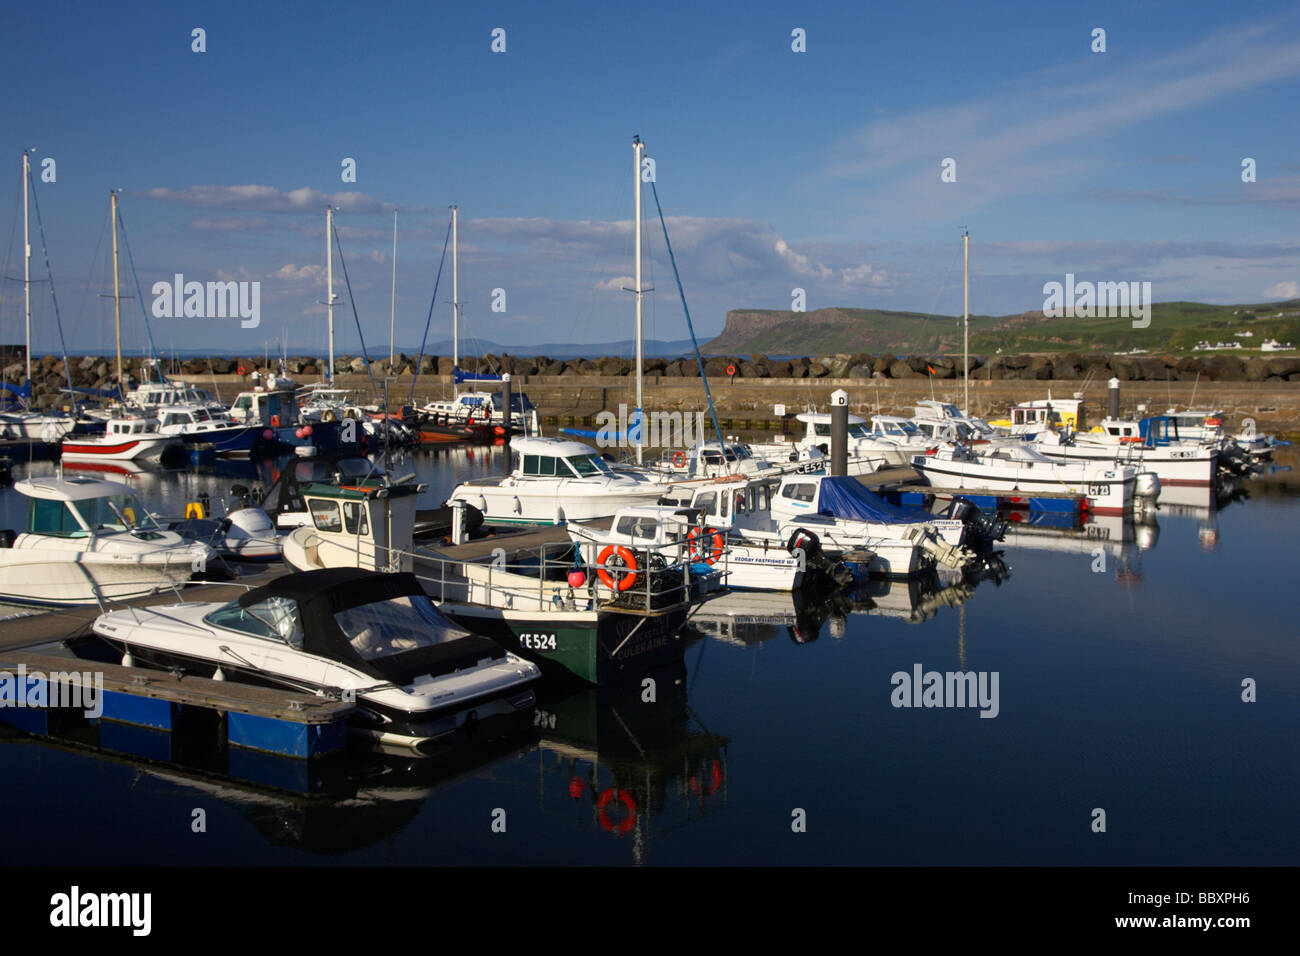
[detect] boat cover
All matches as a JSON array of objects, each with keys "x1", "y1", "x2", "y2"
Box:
[
  {"x1": 239, "y1": 568, "x2": 504, "y2": 683},
  {"x1": 815, "y1": 476, "x2": 934, "y2": 525}
]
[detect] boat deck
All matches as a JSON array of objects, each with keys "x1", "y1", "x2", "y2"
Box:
[
  {"x1": 0, "y1": 571, "x2": 281, "y2": 653},
  {"x1": 422, "y1": 518, "x2": 612, "y2": 564}
]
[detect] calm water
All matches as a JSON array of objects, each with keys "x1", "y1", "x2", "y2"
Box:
[{"x1": 0, "y1": 447, "x2": 1296, "y2": 865}]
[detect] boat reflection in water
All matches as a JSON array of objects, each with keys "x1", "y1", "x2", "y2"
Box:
[
  {"x1": 0, "y1": 707, "x2": 538, "y2": 856},
  {"x1": 530, "y1": 659, "x2": 730, "y2": 862},
  {"x1": 685, "y1": 560, "x2": 1009, "y2": 646}
]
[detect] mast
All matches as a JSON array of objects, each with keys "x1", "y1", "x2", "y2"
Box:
[
  {"x1": 326, "y1": 206, "x2": 335, "y2": 384},
  {"x1": 451, "y1": 204, "x2": 459, "y2": 397},
  {"x1": 633, "y1": 135, "x2": 645, "y2": 464},
  {"x1": 111, "y1": 190, "x2": 122, "y2": 387},
  {"x1": 22, "y1": 152, "x2": 31, "y2": 386},
  {"x1": 963, "y1": 229, "x2": 970, "y2": 416},
  {"x1": 389, "y1": 210, "x2": 397, "y2": 369}
]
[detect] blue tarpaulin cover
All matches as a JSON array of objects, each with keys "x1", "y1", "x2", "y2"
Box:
[{"x1": 815, "y1": 476, "x2": 933, "y2": 524}]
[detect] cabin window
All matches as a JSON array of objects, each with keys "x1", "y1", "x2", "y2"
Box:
[
  {"x1": 616, "y1": 516, "x2": 658, "y2": 540},
  {"x1": 567, "y1": 454, "x2": 611, "y2": 477},
  {"x1": 69, "y1": 494, "x2": 150, "y2": 532},
  {"x1": 234, "y1": 396, "x2": 251, "y2": 412},
  {"x1": 695, "y1": 492, "x2": 717, "y2": 514},
  {"x1": 790, "y1": 484, "x2": 816, "y2": 502},
  {"x1": 343, "y1": 501, "x2": 368, "y2": 536},
  {"x1": 310, "y1": 500, "x2": 343, "y2": 532},
  {"x1": 701, "y1": 451, "x2": 723, "y2": 465},
  {"x1": 814, "y1": 423, "x2": 831, "y2": 437},
  {"x1": 511, "y1": 452, "x2": 522, "y2": 473},
  {"x1": 523, "y1": 455, "x2": 540, "y2": 476},
  {"x1": 28, "y1": 499, "x2": 86, "y2": 536},
  {"x1": 522, "y1": 455, "x2": 558, "y2": 477}
]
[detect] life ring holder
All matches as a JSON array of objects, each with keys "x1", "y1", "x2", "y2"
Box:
[
  {"x1": 596, "y1": 545, "x2": 638, "y2": 591},
  {"x1": 686, "y1": 526, "x2": 724, "y2": 565}
]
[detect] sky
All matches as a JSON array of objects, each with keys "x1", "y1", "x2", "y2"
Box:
[{"x1": 1, "y1": 0, "x2": 1297, "y2": 359}]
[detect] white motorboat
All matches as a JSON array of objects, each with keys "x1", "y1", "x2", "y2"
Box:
[
  {"x1": 60, "y1": 416, "x2": 184, "y2": 463},
  {"x1": 659, "y1": 474, "x2": 979, "y2": 578},
  {"x1": 747, "y1": 412, "x2": 900, "y2": 472},
  {"x1": 155, "y1": 403, "x2": 261, "y2": 456},
  {"x1": 1033, "y1": 416, "x2": 1218, "y2": 486},
  {"x1": 82, "y1": 567, "x2": 541, "y2": 749},
  {"x1": 912, "y1": 443, "x2": 1147, "y2": 515},
  {"x1": 0, "y1": 476, "x2": 215, "y2": 606},
  {"x1": 446, "y1": 436, "x2": 665, "y2": 526}
]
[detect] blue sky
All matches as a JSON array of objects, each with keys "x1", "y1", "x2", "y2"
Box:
[{"x1": 1, "y1": 0, "x2": 1298, "y2": 358}]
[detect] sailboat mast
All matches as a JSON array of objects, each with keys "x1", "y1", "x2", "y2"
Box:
[
  {"x1": 451, "y1": 204, "x2": 459, "y2": 397},
  {"x1": 389, "y1": 211, "x2": 397, "y2": 368},
  {"x1": 111, "y1": 190, "x2": 122, "y2": 387},
  {"x1": 963, "y1": 229, "x2": 970, "y2": 416},
  {"x1": 22, "y1": 152, "x2": 31, "y2": 386},
  {"x1": 326, "y1": 206, "x2": 335, "y2": 384},
  {"x1": 633, "y1": 136, "x2": 645, "y2": 465}
]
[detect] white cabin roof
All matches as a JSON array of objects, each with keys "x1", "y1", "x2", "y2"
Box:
[
  {"x1": 510, "y1": 436, "x2": 599, "y2": 457},
  {"x1": 16, "y1": 476, "x2": 138, "y2": 501}
]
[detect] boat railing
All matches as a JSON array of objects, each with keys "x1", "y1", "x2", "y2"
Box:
[{"x1": 398, "y1": 535, "x2": 704, "y2": 617}]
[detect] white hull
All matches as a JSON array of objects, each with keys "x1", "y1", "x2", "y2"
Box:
[
  {"x1": 1034, "y1": 440, "x2": 1216, "y2": 486},
  {"x1": 0, "y1": 550, "x2": 199, "y2": 606},
  {"x1": 914, "y1": 456, "x2": 1135, "y2": 514},
  {"x1": 61, "y1": 436, "x2": 180, "y2": 463}
]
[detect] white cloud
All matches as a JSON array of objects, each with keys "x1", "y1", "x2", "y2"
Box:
[
  {"x1": 138, "y1": 184, "x2": 395, "y2": 215},
  {"x1": 595, "y1": 275, "x2": 634, "y2": 291},
  {"x1": 1264, "y1": 280, "x2": 1300, "y2": 298}
]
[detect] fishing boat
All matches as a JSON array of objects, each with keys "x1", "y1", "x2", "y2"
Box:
[
  {"x1": 80, "y1": 567, "x2": 541, "y2": 749},
  {"x1": 911, "y1": 443, "x2": 1151, "y2": 515},
  {"x1": 446, "y1": 436, "x2": 665, "y2": 526},
  {"x1": 280, "y1": 479, "x2": 693, "y2": 684},
  {"x1": 1033, "y1": 416, "x2": 1218, "y2": 486},
  {"x1": 0, "y1": 476, "x2": 214, "y2": 605},
  {"x1": 155, "y1": 403, "x2": 261, "y2": 455},
  {"x1": 60, "y1": 415, "x2": 184, "y2": 463}
]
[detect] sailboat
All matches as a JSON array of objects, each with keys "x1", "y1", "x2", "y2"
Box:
[
  {"x1": 0, "y1": 151, "x2": 78, "y2": 444},
  {"x1": 419, "y1": 205, "x2": 538, "y2": 437}
]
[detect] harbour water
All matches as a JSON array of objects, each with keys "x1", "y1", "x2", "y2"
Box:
[{"x1": 0, "y1": 446, "x2": 1296, "y2": 866}]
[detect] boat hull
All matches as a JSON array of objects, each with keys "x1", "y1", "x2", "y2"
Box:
[{"x1": 0, "y1": 551, "x2": 198, "y2": 606}]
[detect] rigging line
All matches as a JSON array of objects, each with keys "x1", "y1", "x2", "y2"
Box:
[
  {"x1": 116, "y1": 203, "x2": 166, "y2": 385},
  {"x1": 71, "y1": 206, "x2": 109, "y2": 346},
  {"x1": 647, "y1": 178, "x2": 725, "y2": 450},
  {"x1": 24, "y1": 163, "x2": 74, "y2": 397},
  {"x1": 0, "y1": 184, "x2": 17, "y2": 325},
  {"x1": 329, "y1": 219, "x2": 380, "y2": 404},
  {"x1": 409, "y1": 218, "x2": 453, "y2": 405}
]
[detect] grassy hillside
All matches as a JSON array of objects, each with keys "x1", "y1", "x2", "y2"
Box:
[{"x1": 708, "y1": 301, "x2": 1300, "y2": 355}]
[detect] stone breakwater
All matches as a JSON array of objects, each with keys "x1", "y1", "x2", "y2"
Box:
[{"x1": 11, "y1": 351, "x2": 1300, "y2": 430}]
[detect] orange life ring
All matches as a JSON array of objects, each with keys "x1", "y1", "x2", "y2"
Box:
[
  {"x1": 1118, "y1": 436, "x2": 1143, "y2": 444},
  {"x1": 672, "y1": 451, "x2": 686, "y2": 468},
  {"x1": 596, "y1": 545, "x2": 639, "y2": 591},
  {"x1": 596, "y1": 787, "x2": 637, "y2": 835},
  {"x1": 687, "y1": 526, "x2": 725, "y2": 565},
  {"x1": 270, "y1": 415, "x2": 281, "y2": 427}
]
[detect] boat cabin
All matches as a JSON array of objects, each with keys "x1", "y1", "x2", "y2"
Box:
[
  {"x1": 509, "y1": 437, "x2": 618, "y2": 480},
  {"x1": 16, "y1": 476, "x2": 160, "y2": 538},
  {"x1": 294, "y1": 480, "x2": 426, "y2": 572}
]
